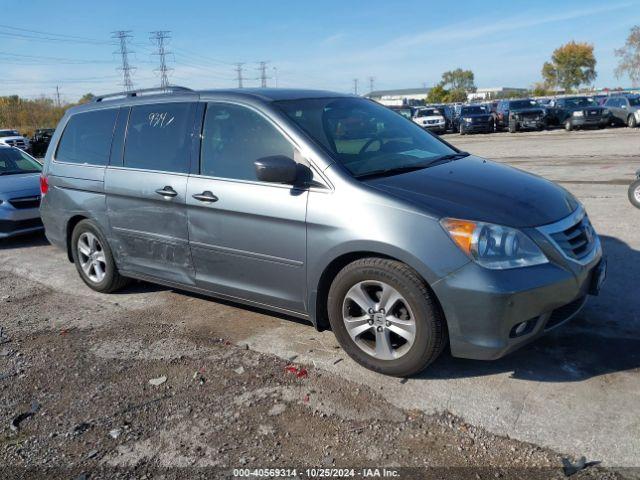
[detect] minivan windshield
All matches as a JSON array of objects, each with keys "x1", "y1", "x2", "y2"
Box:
[
  {"x1": 275, "y1": 97, "x2": 458, "y2": 178},
  {"x1": 0, "y1": 148, "x2": 41, "y2": 175},
  {"x1": 0, "y1": 130, "x2": 19, "y2": 138},
  {"x1": 629, "y1": 97, "x2": 640, "y2": 106}
]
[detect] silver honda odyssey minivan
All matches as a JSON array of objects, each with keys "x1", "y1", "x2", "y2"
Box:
[{"x1": 40, "y1": 87, "x2": 606, "y2": 376}]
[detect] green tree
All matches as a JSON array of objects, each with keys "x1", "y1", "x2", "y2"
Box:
[
  {"x1": 78, "y1": 93, "x2": 95, "y2": 104},
  {"x1": 440, "y1": 68, "x2": 476, "y2": 92},
  {"x1": 531, "y1": 82, "x2": 551, "y2": 97},
  {"x1": 444, "y1": 89, "x2": 468, "y2": 103},
  {"x1": 541, "y1": 41, "x2": 597, "y2": 92},
  {"x1": 615, "y1": 25, "x2": 640, "y2": 86},
  {"x1": 426, "y1": 84, "x2": 449, "y2": 103}
]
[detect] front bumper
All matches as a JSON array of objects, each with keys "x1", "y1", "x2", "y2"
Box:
[
  {"x1": 0, "y1": 206, "x2": 43, "y2": 238},
  {"x1": 462, "y1": 122, "x2": 492, "y2": 133},
  {"x1": 432, "y1": 233, "x2": 603, "y2": 360},
  {"x1": 571, "y1": 116, "x2": 606, "y2": 127},
  {"x1": 514, "y1": 118, "x2": 545, "y2": 130}
]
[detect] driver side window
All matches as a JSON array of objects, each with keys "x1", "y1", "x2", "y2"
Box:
[{"x1": 200, "y1": 103, "x2": 295, "y2": 181}]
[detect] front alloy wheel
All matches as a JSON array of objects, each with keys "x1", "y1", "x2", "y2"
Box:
[
  {"x1": 327, "y1": 258, "x2": 447, "y2": 377},
  {"x1": 343, "y1": 280, "x2": 415, "y2": 360}
]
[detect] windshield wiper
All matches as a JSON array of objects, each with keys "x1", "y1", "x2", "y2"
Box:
[
  {"x1": 355, "y1": 164, "x2": 431, "y2": 180},
  {"x1": 0, "y1": 170, "x2": 38, "y2": 176},
  {"x1": 355, "y1": 152, "x2": 470, "y2": 180}
]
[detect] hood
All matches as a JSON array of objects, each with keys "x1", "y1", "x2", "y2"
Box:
[
  {"x1": 365, "y1": 156, "x2": 578, "y2": 228},
  {"x1": 415, "y1": 115, "x2": 444, "y2": 121},
  {"x1": 0, "y1": 136, "x2": 25, "y2": 143},
  {"x1": 460, "y1": 113, "x2": 491, "y2": 119},
  {"x1": 511, "y1": 107, "x2": 545, "y2": 114},
  {"x1": 0, "y1": 172, "x2": 41, "y2": 196}
]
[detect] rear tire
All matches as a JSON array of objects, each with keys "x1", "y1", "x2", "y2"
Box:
[
  {"x1": 327, "y1": 258, "x2": 447, "y2": 377},
  {"x1": 71, "y1": 219, "x2": 129, "y2": 293},
  {"x1": 629, "y1": 180, "x2": 640, "y2": 209}
]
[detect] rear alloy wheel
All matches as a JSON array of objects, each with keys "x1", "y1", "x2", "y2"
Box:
[
  {"x1": 71, "y1": 219, "x2": 129, "y2": 293},
  {"x1": 629, "y1": 180, "x2": 640, "y2": 209},
  {"x1": 328, "y1": 258, "x2": 447, "y2": 377},
  {"x1": 628, "y1": 115, "x2": 638, "y2": 128}
]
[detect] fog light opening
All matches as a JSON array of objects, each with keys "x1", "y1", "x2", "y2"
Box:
[{"x1": 509, "y1": 318, "x2": 537, "y2": 338}]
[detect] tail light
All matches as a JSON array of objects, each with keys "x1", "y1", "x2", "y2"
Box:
[{"x1": 40, "y1": 174, "x2": 49, "y2": 195}]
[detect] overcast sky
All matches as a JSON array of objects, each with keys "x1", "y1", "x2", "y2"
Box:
[{"x1": 1, "y1": 0, "x2": 638, "y2": 102}]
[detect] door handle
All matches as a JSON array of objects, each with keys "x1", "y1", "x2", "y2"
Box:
[
  {"x1": 192, "y1": 191, "x2": 218, "y2": 203},
  {"x1": 155, "y1": 186, "x2": 178, "y2": 197}
]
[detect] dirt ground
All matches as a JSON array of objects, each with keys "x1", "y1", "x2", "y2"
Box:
[{"x1": 0, "y1": 267, "x2": 632, "y2": 479}]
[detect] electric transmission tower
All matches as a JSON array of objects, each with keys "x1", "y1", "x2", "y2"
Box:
[
  {"x1": 353, "y1": 78, "x2": 359, "y2": 95},
  {"x1": 368, "y1": 76, "x2": 375, "y2": 93},
  {"x1": 150, "y1": 31, "x2": 172, "y2": 90},
  {"x1": 112, "y1": 30, "x2": 135, "y2": 91},
  {"x1": 257, "y1": 61, "x2": 269, "y2": 88},
  {"x1": 235, "y1": 63, "x2": 244, "y2": 88}
]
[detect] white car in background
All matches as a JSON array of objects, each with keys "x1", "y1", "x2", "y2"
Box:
[
  {"x1": 412, "y1": 107, "x2": 446, "y2": 134},
  {"x1": 0, "y1": 129, "x2": 30, "y2": 152}
]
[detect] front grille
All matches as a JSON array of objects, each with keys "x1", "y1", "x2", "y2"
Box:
[
  {"x1": 549, "y1": 214, "x2": 596, "y2": 261},
  {"x1": 0, "y1": 218, "x2": 43, "y2": 234},
  {"x1": 585, "y1": 108, "x2": 601, "y2": 118},
  {"x1": 9, "y1": 195, "x2": 41, "y2": 209},
  {"x1": 545, "y1": 296, "x2": 586, "y2": 330}
]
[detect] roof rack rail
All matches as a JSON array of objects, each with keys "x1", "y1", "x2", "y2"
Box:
[{"x1": 94, "y1": 86, "x2": 194, "y2": 102}]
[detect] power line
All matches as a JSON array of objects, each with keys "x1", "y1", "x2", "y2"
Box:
[
  {"x1": 235, "y1": 63, "x2": 244, "y2": 88},
  {"x1": 150, "y1": 31, "x2": 172, "y2": 90},
  {"x1": 0, "y1": 24, "x2": 110, "y2": 44},
  {"x1": 112, "y1": 31, "x2": 135, "y2": 92}
]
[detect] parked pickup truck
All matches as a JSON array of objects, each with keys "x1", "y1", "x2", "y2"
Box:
[
  {"x1": 0, "y1": 129, "x2": 30, "y2": 152},
  {"x1": 30, "y1": 128, "x2": 55, "y2": 157},
  {"x1": 545, "y1": 97, "x2": 608, "y2": 131},
  {"x1": 494, "y1": 99, "x2": 546, "y2": 132},
  {"x1": 412, "y1": 107, "x2": 446, "y2": 133}
]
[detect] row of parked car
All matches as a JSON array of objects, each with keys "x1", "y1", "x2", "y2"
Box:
[
  {"x1": 390, "y1": 93, "x2": 640, "y2": 135},
  {"x1": 0, "y1": 128, "x2": 55, "y2": 158}
]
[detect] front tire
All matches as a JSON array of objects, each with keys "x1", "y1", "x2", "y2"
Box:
[
  {"x1": 565, "y1": 119, "x2": 573, "y2": 131},
  {"x1": 629, "y1": 180, "x2": 640, "y2": 209},
  {"x1": 459, "y1": 124, "x2": 465, "y2": 135},
  {"x1": 71, "y1": 219, "x2": 129, "y2": 293},
  {"x1": 628, "y1": 115, "x2": 638, "y2": 128},
  {"x1": 327, "y1": 258, "x2": 447, "y2": 377}
]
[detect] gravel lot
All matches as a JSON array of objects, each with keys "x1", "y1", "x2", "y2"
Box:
[{"x1": 1, "y1": 127, "x2": 639, "y2": 478}]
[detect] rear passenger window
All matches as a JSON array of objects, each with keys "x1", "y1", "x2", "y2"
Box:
[
  {"x1": 200, "y1": 103, "x2": 294, "y2": 181},
  {"x1": 123, "y1": 102, "x2": 192, "y2": 173},
  {"x1": 56, "y1": 109, "x2": 118, "y2": 165}
]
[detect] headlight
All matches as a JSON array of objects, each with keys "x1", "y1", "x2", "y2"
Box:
[
  {"x1": 635, "y1": 111, "x2": 640, "y2": 120},
  {"x1": 602, "y1": 109, "x2": 610, "y2": 115},
  {"x1": 463, "y1": 117, "x2": 472, "y2": 122},
  {"x1": 573, "y1": 111, "x2": 584, "y2": 117},
  {"x1": 440, "y1": 218, "x2": 548, "y2": 270}
]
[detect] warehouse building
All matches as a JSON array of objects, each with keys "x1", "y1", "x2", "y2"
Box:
[{"x1": 364, "y1": 88, "x2": 431, "y2": 106}]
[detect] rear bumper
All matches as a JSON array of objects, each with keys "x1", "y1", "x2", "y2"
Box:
[{"x1": 431, "y1": 245, "x2": 603, "y2": 360}]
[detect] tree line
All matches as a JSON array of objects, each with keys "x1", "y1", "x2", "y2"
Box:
[
  {"x1": 0, "y1": 93, "x2": 94, "y2": 138},
  {"x1": 427, "y1": 25, "x2": 640, "y2": 103}
]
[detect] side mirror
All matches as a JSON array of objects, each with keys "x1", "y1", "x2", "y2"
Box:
[{"x1": 254, "y1": 155, "x2": 298, "y2": 184}]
